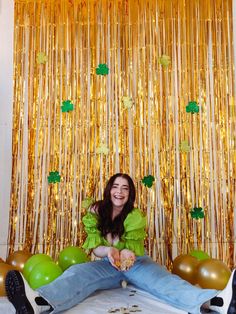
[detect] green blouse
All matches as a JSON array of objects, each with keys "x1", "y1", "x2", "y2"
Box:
[{"x1": 82, "y1": 208, "x2": 146, "y2": 256}]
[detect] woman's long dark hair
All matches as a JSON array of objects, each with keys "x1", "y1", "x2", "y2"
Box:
[{"x1": 95, "y1": 173, "x2": 136, "y2": 238}]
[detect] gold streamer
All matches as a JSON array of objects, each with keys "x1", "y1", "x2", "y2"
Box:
[{"x1": 8, "y1": 0, "x2": 236, "y2": 268}]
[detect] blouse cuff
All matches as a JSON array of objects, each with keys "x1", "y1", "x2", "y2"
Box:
[
  {"x1": 125, "y1": 239, "x2": 145, "y2": 256},
  {"x1": 82, "y1": 235, "x2": 103, "y2": 250}
]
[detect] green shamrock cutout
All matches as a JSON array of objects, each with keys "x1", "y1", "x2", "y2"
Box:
[
  {"x1": 158, "y1": 54, "x2": 171, "y2": 67},
  {"x1": 36, "y1": 52, "x2": 48, "y2": 64},
  {"x1": 190, "y1": 207, "x2": 204, "y2": 219},
  {"x1": 96, "y1": 63, "x2": 109, "y2": 75},
  {"x1": 97, "y1": 143, "x2": 109, "y2": 155},
  {"x1": 141, "y1": 175, "x2": 155, "y2": 188},
  {"x1": 179, "y1": 140, "x2": 190, "y2": 152},
  {"x1": 48, "y1": 171, "x2": 61, "y2": 184},
  {"x1": 122, "y1": 96, "x2": 133, "y2": 109},
  {"x1": 61, "y1": 100, "x2": 74, "y2": 112},
  {"x1": 81, "y1": 197, "x2": 95, "y2": 210},
  {"x1": 186, "y1": 101, "x2": 199, "y2": 114}
]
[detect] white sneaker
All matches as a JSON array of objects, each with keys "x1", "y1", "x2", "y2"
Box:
[
  {"x1": 5, "y1": 270, "x2": 52, "y2": 314},
  {"x1": 209, "y1": 269, "x2": 236, "y2": 314}
]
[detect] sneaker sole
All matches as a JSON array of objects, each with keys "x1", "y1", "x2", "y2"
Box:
[
  {"x1": 228, "y1": 270, "x2": 236, "y2": 314},
  {"x1": 5, "y1": 270, "x2": 34, "y2": 314}
]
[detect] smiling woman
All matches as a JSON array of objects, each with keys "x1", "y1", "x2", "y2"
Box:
[
  {"x1": 110, "y1": 177, "x2": 130, "y2": 218},
  {"x1": 5, "y1": 173, "x2": 236, "y2": 314},
  {"x1": 110, "y1": 178, "x2": 129, "y2": 203}
]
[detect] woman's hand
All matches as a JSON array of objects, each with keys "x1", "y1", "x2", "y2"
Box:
[
  {"x1": 107, "y1": 247, "x2": 121, "y2": 270},
  {"x1": 120, "y1": 249, "x2": 136, "y2": 271}
]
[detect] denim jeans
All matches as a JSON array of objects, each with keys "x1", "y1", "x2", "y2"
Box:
[{"x1": 37, "y1": 256, "x2": 218, "y2": 314}]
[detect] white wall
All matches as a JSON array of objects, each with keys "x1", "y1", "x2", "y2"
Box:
[{"x1": 0, "y1": 0, "x2": 14, "y2": 259}]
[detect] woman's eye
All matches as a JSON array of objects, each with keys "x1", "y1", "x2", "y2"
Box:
[
  {"x1": 122, "y1": 188, "x2": 129, "y2": 193},
  {"x1": 111, "y1": 185, "x2": 129, "y2": 192}
]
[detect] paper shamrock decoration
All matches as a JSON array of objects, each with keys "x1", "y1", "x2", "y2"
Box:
[
  {"x1": 61, "y1": 100, "x2": 74, "y2": 112},
  {"x1": 186, "y1": 101, "x2": 199, "y2": 114},
  {"x1": 96, "y1": 63, "x2": 109, "y2": 75},
  {"x1": 158, "y1": 54, "x2": 171, "y2": 67},
  {"x1": 97, "y1": 143, "x2": 109, "y2": 155},
  {"x1": 122, "y1": 96, "x2": 133, "y2": 109},
  {"x1": 190, "y1": 207, "x2": 204, "y2": 219},
  {"x1": 81, "y1": 197, "x2": 95, "y2": 210},
  {"x1": 179, "y1": 140, "x2": 190, "y2": 152},
  {"x1": 36, "y1": 52, "x2": 48, "y2": 64},
  {"x1": 48, "y1": 171, "x2": 61, "y2": 184},
  {"x1": 141, "y1": 175, "x2": 155, "y2": 188}
]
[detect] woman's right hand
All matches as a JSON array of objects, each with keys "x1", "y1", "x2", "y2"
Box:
[{"x1": 107, "y1": 247, "x2": 120, "y2": 270}]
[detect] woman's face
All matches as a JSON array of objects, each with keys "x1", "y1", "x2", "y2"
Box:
[{"x1": 110, "y1": 176, "x2": 129, "y2": 211}]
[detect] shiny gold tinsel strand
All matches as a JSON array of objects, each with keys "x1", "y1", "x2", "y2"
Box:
[{"x1": 8, "y1": 0, "x2": 236, "y2": 268}]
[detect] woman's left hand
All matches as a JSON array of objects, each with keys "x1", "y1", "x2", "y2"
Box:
[{"x1": 120, "y1": 249, "x2": 136, "y2": 271}]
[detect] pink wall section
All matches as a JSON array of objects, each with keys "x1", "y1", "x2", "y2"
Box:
[{"x1": 0, "y1": 0, "x2": 14, "y2": 259}]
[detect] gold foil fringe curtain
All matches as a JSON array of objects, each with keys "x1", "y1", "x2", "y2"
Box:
[{"x1": 8, "y1": 0, "x2": 236, "y2": 268}]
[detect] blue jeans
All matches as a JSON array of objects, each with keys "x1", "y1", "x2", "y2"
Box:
[{"x1": 37, "y1": 256, "x2": 218, "y2": 314}]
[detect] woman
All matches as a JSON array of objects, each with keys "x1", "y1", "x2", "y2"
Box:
[{"x1": 5, "y1": 173, "x2": 236, "y2": 314}]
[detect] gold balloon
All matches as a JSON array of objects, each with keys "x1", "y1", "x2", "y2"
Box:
[
  {"x1": 0, "y1": 263, "x2": 16, "y2": 296},
  {"x1": 6, "y1": 250, "x2": 33, "y2": 272},
  {"x1": 172, "y1": 254, "x2": 199, "y2": 285},
  {"x1": 196, "y1": 258, "x2": 231, "y2": 290}
]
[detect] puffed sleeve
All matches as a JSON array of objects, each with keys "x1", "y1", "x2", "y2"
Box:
[
  {"x1": 123, "y1": 208, "x2": 147, "y2": 256},
  {"x1": 82, "y1": 212, "x2": 104, "y2": 249}
]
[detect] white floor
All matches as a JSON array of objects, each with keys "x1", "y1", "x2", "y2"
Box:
[{"x1": 0, "y1": 285, "x2": 187, "y2": 314}]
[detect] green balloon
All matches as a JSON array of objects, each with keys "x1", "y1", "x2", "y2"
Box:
[
  {"x1": 23, "y1": 254, "x2": 52, "y2": 281},
  {"x1": 29, "y1": 261, "x2": 62, "y2": 289},
  {"x1": 58, "y1": 246, "x2": 89, "y2": 271},
  {"x1": 190, "y1": 250, "x2": 210, "y2": 261}
]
